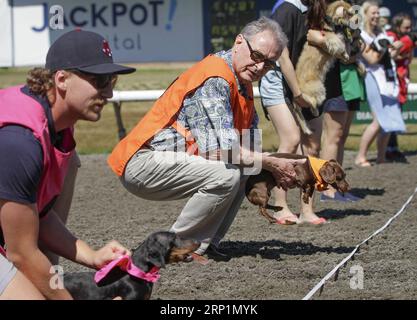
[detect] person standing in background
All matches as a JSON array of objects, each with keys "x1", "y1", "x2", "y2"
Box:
[
  {"x1": 259, "y1": 0, "x2": 332, "y2": 225},
  {"x1": 320, "y1": 0, "x2": 365, "y2": 202},
  {"x1": 355, "y1": 1, "x2": 406, "y2": 167},
  {"x1": 386, "y1": 13, "x2": 414, "y2": 162},
  {"x1": 379, "y1": 7, "x2": 392, "y2": 31}
]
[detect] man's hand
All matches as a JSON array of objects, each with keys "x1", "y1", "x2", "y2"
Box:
[
  {"x1": 263, "y1": 156, "x2": 306, "y2": 191},
  {"x1": 91, "y1": 241, "x2": 131, "y2": 269}
]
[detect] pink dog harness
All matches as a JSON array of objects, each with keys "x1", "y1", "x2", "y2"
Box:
[
  {"x1": 94, "y1": 255, "x2": 160, "y2": 284},
  {"x1": 0, "y1": 246, "x2": 6, "y2": 257}
]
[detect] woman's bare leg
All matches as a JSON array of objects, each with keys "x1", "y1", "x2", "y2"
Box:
[
  {"x1": 321, "y1": 111, "x2": 348, "y2": 198},
  {"x1": 338, "y1": 111, "x2": 355, "y2": 164},
  {"x1": 267, "y1": 104, "x2": 300, "y2": 223},
  {"x1": 298, "y1": 116, "x2": 324, "y2": 223},
  {"x1": 355, "y1": 114, "x2": 380, "y2": 166}
]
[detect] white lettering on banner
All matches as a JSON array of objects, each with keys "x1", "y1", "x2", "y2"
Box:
[
  {"x1": 402, "y1": 111, "x2": 417, "y2": 121},
  {"x1": 356, "y1": 111, "x2": 417, "y2": 122},
  {"x1": 356, "y1": 112, "x2": 373, "y2": 121},
  {"x1": 11, "y1": 0, "x2": 204, "y2": 65}
]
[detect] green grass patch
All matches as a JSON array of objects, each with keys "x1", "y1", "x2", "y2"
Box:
[
  {"x1": 74, "y1": 99, "x2": 417, "y2": 154},
  {"x1": 2, "y1": 61, "x2": 417, "y2": 154}
]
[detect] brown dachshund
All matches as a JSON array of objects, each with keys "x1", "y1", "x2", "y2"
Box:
[{"x1": 245, "y1": 153, "x2": 349, "y2": 224}]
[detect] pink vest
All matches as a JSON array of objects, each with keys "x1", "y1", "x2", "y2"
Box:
[
  {"x1": 0, "y1": 245, "x2": 5, "y2": 256},
  {"x1": 0, "y1": 86, "x2": 75, "y2": 214}
]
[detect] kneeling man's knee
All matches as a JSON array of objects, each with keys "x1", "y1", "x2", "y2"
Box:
[{"x1": 219, "y1": 167, "x2": 241, "y2": 191}]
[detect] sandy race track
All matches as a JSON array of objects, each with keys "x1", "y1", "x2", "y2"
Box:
[{"x1": 62, "y1": 151, "x2": 417, "y2": 300}]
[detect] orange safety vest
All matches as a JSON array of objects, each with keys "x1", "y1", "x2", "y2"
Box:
[{"x1": 108, "y1": 55, "x2": 255, "y2": 176}]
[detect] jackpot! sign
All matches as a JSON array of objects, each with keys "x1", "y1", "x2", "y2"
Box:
[{"x1": 1, "y1": 0, "x2": 204, "y2": 66}]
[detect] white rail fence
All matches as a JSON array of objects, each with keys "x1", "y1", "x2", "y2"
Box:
[
  {"x1": 109, "y1": 85, "x2": 417, "y2": 139},
  {"x1": 109, "y1": 87, "x2": 260, "y2": 139}
]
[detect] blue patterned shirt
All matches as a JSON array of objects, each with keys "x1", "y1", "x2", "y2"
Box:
[{"x1": 148, "y1": 50, "x2": 259, "y2": 153}]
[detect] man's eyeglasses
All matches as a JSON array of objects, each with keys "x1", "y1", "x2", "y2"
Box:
[
  {"x1": 70, "y1": 70, "x2": 117, "y2": 89},
  {"x1": 243, "y1": 35, "x2": 277, "y2": 71}
]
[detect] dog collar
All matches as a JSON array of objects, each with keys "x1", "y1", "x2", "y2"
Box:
[
  {"x1": 94, "y1": 255, "x2": 160, "y2": 284},
  {"x1": 307, "y1": 156, "x2": 329, "y2": 191}
]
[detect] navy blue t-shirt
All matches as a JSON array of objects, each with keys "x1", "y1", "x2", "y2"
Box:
[
  {"x1": 0, "y1": 86, "x2": 62, "y2": 216},
  {"x1": 0, "y1": 125, "x2": 43, "y2": 204}
]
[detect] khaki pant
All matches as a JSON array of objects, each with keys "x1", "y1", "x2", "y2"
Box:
[{"x1": 122, "y1": 150, "x2": 247, "y2": 255}]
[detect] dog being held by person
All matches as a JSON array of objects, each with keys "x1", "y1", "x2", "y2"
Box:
[
  {"x1": 292, "y1": 0, "x2": 364, "y2": 134},
  {"x1": 63, "y1": 231, "x2": 199, "y2": 300},
  {"x1": 245, "y1": 153, "x2": 349, "y2": 224}
]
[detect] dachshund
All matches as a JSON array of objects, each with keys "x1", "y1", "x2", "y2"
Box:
[
  {"x1": 64, "y1": 231, "x2": 199, "y2": 300},
  {"x1": 245, "y1": 153, "x2": 349, "y2": 224}
]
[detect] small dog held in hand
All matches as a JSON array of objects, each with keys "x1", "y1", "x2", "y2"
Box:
[
  {"x1": 245, "y1": 153, "x2": 349, "y2": 224},
  {"x1": 64, "y1": 231, "x2": 199, "y2": 300},
  {"x1": 293, "y1": 0, "x2": 363, "y2": 134}
]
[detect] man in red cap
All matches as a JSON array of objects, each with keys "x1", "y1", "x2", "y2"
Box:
[{"x1": 0, "y1": 30, "x2": 135, "y2": 299}]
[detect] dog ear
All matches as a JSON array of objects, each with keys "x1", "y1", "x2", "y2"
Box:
[
  {"x1": 147, "y1": 250, "x2": 166, "y2": 268},
  {"x1": 319, "y1": 161, "x2": 337, "y2": 184}
]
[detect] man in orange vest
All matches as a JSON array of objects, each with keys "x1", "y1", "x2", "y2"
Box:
[{"x1": 108, "y1": 17, "x2": 306, "y2": 260}]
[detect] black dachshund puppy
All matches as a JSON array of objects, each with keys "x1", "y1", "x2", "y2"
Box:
[{"x1": 64, "y1": 231, "x2": 199, "y2": 300}]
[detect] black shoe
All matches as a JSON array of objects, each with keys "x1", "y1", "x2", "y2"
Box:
[
  {"x1": 205, "y1": 245, "x2": 230, "y2": 261},
  {"x1": 385, "y1": 151, "x2": 395, "y2": 162},
  {"x1": 386, "y1": 150, "x2": 408, "y2": 163},
  {"x1": 393, "y1": 150, "x2": 408, "y2": 162}
]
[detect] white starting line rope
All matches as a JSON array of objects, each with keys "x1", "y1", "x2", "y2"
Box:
[{"x1": 302, "y1": 185, "x2": 417, "y2": 300}]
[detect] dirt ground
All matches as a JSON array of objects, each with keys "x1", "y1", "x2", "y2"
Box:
[{"x1": 62, "y1": 151, "x2": 417, "y2": 300}]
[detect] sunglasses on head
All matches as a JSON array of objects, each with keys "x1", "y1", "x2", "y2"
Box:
[
  {"x1": 242, "y1": 35, "x2": 277, "y2": 71},
  {"x1": 70, "y1": 70, "x2": 117, "y2": 89}
]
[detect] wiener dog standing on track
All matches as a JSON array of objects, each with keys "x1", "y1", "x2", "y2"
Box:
[
  {"x1": 245, "y1": 153, "x2": 349, "y2": 224},
  {"x1": 64, "y1": 231, "x2": 199, "y2": 300}
]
